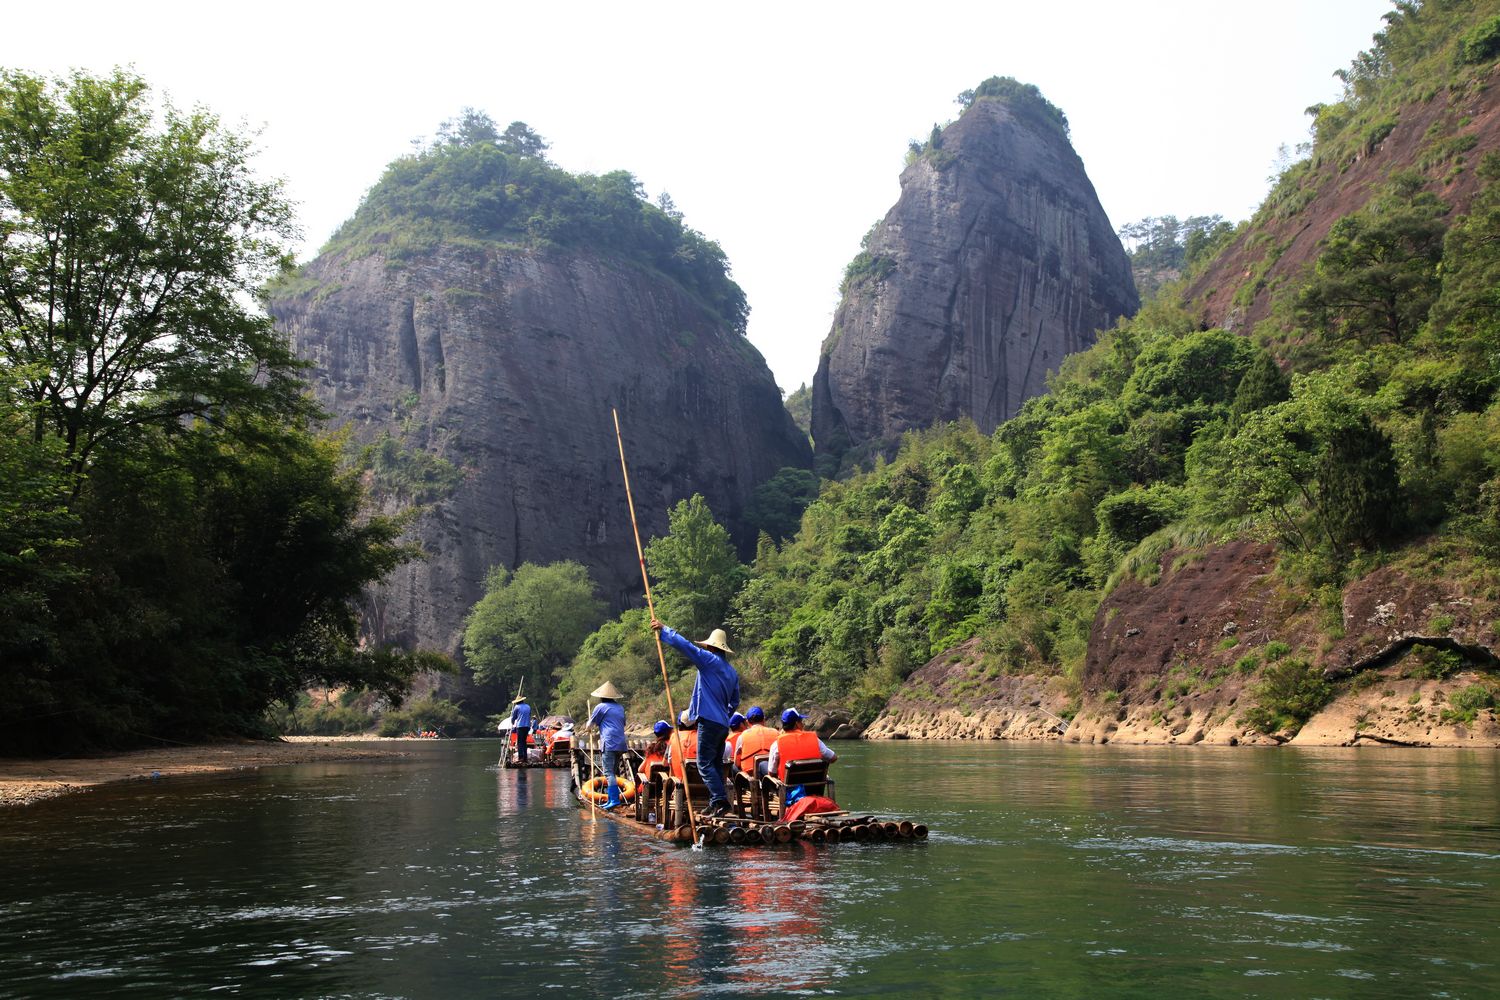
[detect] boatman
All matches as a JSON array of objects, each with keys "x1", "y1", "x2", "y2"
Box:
[
  {"x1": 767, "y1": 709, "x2": 837, "y2": 782},
  {"x1": 734, "y1": 706, "x2": 778, "y2": 776},
  {"x1": 509, "y1": 695, "x2": 533, "y2": 764},
  {"x1": 650, "y1": 619, "x2": 740, "y2": 817},
  {"x1": 582, "y1": 682, "x2": 629, "y2": 810}
]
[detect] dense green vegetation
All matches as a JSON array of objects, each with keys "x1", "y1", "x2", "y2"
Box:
[
  {"x1": 0, "y1": 70, "x2": 443, "y2": 754},
  {"x1": 544, "y1": 5, "x2": 1500, "y2": 736},
  {"x1": 1118, "y1": 214, "x2": 1237, "y2": 298},
  {"x1": 546, "y1": 495, "x2": 772, "y2": 721},
  {"x1": 463, "y1": 561, "x2": 607, "y2": 699},
  {"x1": 313, "y1": 109, "x2": 749, "y2": 332},
  {"x1": 784, "y1": 383, "x2": 813, "y2": 439}
]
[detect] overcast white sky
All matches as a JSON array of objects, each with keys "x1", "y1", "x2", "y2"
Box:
[{"x1": 5, "y1": 0, "x2": 1394, "y2": 391}]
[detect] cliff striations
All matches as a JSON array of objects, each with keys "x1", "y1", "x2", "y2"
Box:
[
  {"x1": 812, "y1": 88, "x2": 1138, "y2": 471},
  {"x1": 270, "y1": 244, "x2": 810, "y2": 656}
]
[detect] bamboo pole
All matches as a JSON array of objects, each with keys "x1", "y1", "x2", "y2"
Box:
[{"x1": 612, "y1": 409, "x2": 699, "y2": 847}]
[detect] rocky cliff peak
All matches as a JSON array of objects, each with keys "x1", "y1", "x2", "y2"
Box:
[
  {"x1": 270, "y1": 127, "x2": 810, "y2": 655},
  {"x1": 812, "y1": 82, "x2": 1139, "y2": 472}
]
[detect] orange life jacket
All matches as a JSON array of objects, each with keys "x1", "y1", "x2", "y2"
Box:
[
  {"x1": 668, "y1": 730, "x2": 699, "y2": 781},
  {"x1": 735, "y1": 724, "x2": 778, "y2": 773},
  {"x1": 774, "y1": 729, "x2": 823, "y2": 781}
]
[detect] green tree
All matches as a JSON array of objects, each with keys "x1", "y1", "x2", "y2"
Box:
[
  {"x1": 1, "y1": 417, "x2": 440, "y2": 754},
  {"x1": 0, "y1": 70, "x2": 435, "y2": 754},
  {"x1": 744, "y1": 466, "x2": 820, "y2": 542},
  {"x1": 463, "y1": 561, "x2": 606, "y2": 695},
  {"x1": 783, "y1": 383, "x2": 812, "y2": 439},
  {"x1": 0, "y1": 69, "x2": 308, "y2": 485},
  {"x1": 499, "y1": 120, "x2": 549, "y2": 159},
  {"x1": 646, "y1": 494, "x2": 747, "y2": 637},
  {"x1": 1318, "y1": 415, "x2": 1401, "y2": 549},
  {"x1": 0, "y1": 374, "x2": 77, "y2": 668},
  {"x1": 1427, "y1": 154, "x2": 1500, "y2": 370},
  {"x1": 1230, "y1": 351, "x2": 1292, "y2": 421},
  {"x1": 436, "y1": 107, "x2": 500, "y2": 147},
  {"x1": 1295, "y1": 181, "x2": 1448, "y2": 346}
]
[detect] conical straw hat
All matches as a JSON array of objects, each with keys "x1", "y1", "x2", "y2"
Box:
[
  {"x1": 591, "y1": 681, "x2": 623, "y2": 699},
  {"x1": 696, "y1": 628, "x2": 734, "y2": 654}
]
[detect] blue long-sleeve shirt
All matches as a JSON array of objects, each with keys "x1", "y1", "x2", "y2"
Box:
[
  {"x1": 660, "y1": 626, "x2": 740, "y2": 728},
  {"x1": 587, "y1": 701, "x2": 627, "y2": 752},
  {"x1": 510, "y1": 702, "x2": 533, "y2": 728}
]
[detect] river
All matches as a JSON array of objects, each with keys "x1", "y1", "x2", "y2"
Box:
[{"x1": 2, "y1": 741, "x2": 1498, "y2": 998}]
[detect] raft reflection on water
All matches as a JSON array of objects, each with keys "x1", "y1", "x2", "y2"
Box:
[
  {"x1": 581, "y1": 820, "x2": 832, "y2": 996},
  {"x1": 497, "y1": 749, "x2": 848, "y2": 995}
]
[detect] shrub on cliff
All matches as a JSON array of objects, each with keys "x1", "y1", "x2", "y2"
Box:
[{"x1": 1241, "y1": 659, "x2": 1333, "y2": 736}]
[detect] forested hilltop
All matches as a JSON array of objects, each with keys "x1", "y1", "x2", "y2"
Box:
[
  {"x1": 307, "y1": 111, "x2": 749, "y2": 333},
  {"x1": 543, "y1": 2, "x2": 1500, "y2": 746}
]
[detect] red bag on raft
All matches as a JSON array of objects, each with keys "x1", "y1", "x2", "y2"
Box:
[{"x1": 782, "y1": 795, "x2": 840, "y2": 823}]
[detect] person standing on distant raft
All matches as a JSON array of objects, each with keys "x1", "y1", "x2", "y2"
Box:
[
  {"x1": 509, "y1": 695, "x2": 533, "y2": 764},
  {"x1": 582, "y1": 682, "x2": 629, "y2": 810},
  {"x1": 650, "y1": 619, "x2": 740, "y2": 817}
]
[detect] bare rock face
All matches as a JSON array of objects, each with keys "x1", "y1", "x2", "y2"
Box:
[
  {"x1": 813, "y1": 97, "x2": 1138, "y2": 469},
  {"x1": 270, "y1": 245, "x2": 810, "y2": 655},
  {"x1": 863, "y1": 638, "x2": 1075, "y2": 741},
  {"x1": 870, "y1": 542, "x2": 1500, "y2": 747}
]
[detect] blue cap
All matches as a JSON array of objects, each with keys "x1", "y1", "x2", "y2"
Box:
[
  {"x1": 781, "y1": 708, "x2": 802, "y2": 726},
  {"x1": 729, "y1": 712, "x2": 746, "y2": 728},
  {"x1": 746, "y1": 706, "x2": 765, "y2": 722},
  {"x1": 653, "y1": 720, "x2": 671, "y2": 738}
]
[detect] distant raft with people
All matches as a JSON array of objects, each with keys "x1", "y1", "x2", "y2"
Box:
[
  {"x1": 567, "y1": 737, "x2": 929, "y2": 847},
  {"x1": 499, "y1": 715, "x2": 574, "y2": 769}
]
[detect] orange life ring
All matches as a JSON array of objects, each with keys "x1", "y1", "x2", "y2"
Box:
[{"x1": 581, "y1": 775, "x2": 636, "y2": 803}]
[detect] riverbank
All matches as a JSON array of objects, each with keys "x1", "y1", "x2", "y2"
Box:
[{"x1": 0, "y1": 738, "x2": 412, "y2": 808}]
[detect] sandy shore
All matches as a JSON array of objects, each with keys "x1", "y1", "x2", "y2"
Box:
[{"x1": 0, "y1": 738, "x2": 413, "y2": 808}]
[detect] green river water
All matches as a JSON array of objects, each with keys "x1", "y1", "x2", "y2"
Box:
[{"x1": 2, "y1": 741, "x2": 1498, "y2": 998}]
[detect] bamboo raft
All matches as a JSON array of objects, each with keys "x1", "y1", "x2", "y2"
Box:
[
  {"x1": 569, "y1": 747, "x2": 929, "y2": 848},
  {"x1": 499, "y1": 742, "x2": 571, "y2": 769}
]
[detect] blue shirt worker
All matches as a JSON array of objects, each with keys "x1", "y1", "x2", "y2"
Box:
[
  {"x1": 509, "y1": 696, "x2": 533, "y2": 763},
  {"x1": 583, "y1": 682, "x2": 629, "y2": 809},
  {"x1": 650, "y1": 619, "x2": 740, "y2": 816}
]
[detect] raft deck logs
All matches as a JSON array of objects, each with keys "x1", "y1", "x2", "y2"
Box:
[{"x1": 568, "y1": 745, "x2": 929, "y2": 847}]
